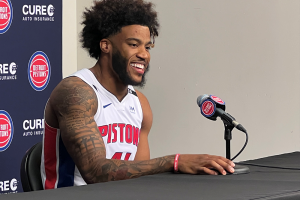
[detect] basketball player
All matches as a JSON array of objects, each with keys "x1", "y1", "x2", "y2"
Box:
[{"x1": 41, "y1": 0, "x2": 235, "y2": 189}]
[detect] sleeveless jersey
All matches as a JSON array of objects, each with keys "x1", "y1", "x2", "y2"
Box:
[{"x1": 41, "y1": 68, "x2": 143, "y2": 189}]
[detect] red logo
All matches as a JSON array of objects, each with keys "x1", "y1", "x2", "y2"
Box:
[
  {"x1": 0, "y1": 0, "x2": 13, "y2": 34},
  {"x1": 210, "y1": 95, "x2": 225, "y2": 105},
  {"x1": 0, "y1": 110, "x2": 13, "y2": 152},
  {"x1": 28, "y1": 51, "x2": 51, "y2": 91},
  {"x1": 201, "y1": 100, "x2": 215, "y2": 117}
]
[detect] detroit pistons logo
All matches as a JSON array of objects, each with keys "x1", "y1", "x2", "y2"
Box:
[
  {"x1": 0, "y1": 0, "x2": 13, "y2": 34},
  {"x1": 28, "y1": 51, "x2": 51, "y2": 91},
  {"x1": 0, "y1": 110, "x2": 13, "y2": 152},
  {"x1": 210, "y1": 95, "x2": 225, "y2": 105},
  {"x1": 200, "y1": 100, "x2": 216, "y2": 117}
]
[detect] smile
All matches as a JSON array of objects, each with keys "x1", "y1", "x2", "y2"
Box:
[{"x1": 130, "y1": 63, "x2": 145, "y2": 70}]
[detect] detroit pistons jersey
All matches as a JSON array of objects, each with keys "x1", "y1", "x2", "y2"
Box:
[{"x1": 41, "y1": 68, "x2": 143, "y2": 189}]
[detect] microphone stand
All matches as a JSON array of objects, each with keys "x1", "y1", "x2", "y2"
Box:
[{"x1": 223, "y1": 121, "x2": 250, "y2": 175}]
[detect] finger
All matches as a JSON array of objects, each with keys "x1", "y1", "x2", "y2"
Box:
[
  {"x1": 208, "y1": 160, "x2": 229, "y2": 175},
  {"x1": 203, "y1": 168, "x2": 219, "y2": 175},
  {"x1": 198, "y1": 167, "x2": 218, "y2": 175},
  {"x1": 219, "y1": 159, "x2": 235, "y2": 174},
  {"x1": 212, "y1": 158, "x2": 235, "y2": 174},
  {"x1": 213, "y1": 156, "x2": 235, "y2": 167}
]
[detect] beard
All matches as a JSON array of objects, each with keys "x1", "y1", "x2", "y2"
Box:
[{"x1": 112, "y1": 49, "x2": 149, "y2": 88}]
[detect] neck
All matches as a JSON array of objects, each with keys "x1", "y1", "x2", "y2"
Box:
[{"x1": 90, "y1": 59, "x2": 128, "y2": 102}]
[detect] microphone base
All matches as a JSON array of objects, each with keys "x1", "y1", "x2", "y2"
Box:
[
  {"x1": 211, "y1": 164, "x2": 250, "y2": 175},
  {"x1": 231, "y1": 164, "x2": 250, "y2": 175}
]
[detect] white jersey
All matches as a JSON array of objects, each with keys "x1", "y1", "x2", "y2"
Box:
[{"x1": 41, "y1": 69, "x2": 143, "y2": 189}]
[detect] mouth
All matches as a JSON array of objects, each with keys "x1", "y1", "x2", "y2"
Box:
[{"x1": 130, "y1": 63, "x2": 146, "y2": 75}]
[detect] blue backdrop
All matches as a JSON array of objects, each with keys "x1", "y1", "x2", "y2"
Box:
[{"x1": 0, "y1": 0, "x2": 62, "y2": 194}]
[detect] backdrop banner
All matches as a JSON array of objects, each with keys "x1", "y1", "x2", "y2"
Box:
[{"x1": 0, "y1": 0, "x2": 62, "y2": 194}]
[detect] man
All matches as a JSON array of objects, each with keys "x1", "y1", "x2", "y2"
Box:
[{"x1": 41, "y1": 0, "x2": 235, "y2": 189}]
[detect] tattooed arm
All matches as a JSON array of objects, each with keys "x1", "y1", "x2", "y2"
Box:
[
  {"x1": 46, "y1": 77, "x2": 175, "y2": 183},
  {"x1": 45, "y1": 77, "x2": 235, "y2": 184}
]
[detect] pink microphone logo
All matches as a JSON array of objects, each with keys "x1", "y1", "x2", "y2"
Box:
[
  {"x1": 0, "y1": 0, "x2": 13, "y2": 34},
  {"x1": 210, "y1": 95, "x2": 225, "y2": 105},
  {"x1": 28, "y1": 51, "x2": 51, "y2": 91},
  {"x1": 0, "y1": 110, "x2": 13, "y2": 152}
]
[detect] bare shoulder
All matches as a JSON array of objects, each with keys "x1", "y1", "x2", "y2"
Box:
[
  {"x1": 135, "y1": 89, "x2": 152, "y2": 133},
  {"x1": 45, "y1": 76, "x2": 98, "y2": 128},
  {"x1": 135, "y1": 89, "x2": 151, "y2": 113},
  {"x1": 49, "y1": 76, "x2": 98, "y2": 116}
]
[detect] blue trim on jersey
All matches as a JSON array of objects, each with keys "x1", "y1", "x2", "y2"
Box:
[{"x1": 57, "y1": 135, "x2": 75, "y2": 188}]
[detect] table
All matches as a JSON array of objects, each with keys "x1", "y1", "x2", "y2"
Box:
[{"x1": 3, "y1": 152, "x2": 300, "y2": 200}]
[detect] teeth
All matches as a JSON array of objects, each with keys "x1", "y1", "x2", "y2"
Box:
[{"x1": 130, "y1": 63, "x2": 144, "y2": 69}]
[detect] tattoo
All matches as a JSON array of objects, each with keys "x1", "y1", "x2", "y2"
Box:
[
  {"x1": 74, "y1": 143, "x2": 82, "y2": 155},
  {"x1": 81, "y1": 137, "x2": 88, "y2": 150},
  {"x1": 88, "y1": 136, "x2": 97, "y2": 148},
  {"x1": 52, "y1": 77, "x2": 174, "y2": 184}
]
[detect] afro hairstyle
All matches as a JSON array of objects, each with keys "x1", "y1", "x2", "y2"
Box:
[{"x1": 81, "y1": 0, "x2": 160, "y2": 60}]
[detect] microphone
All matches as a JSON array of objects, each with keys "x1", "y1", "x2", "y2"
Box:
[{"x1": 196, "y1": 94, "x2": 247, "y2": 133}]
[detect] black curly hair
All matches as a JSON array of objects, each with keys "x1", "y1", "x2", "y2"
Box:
[{"x1": 81, "y1": 0, "x2": 160, "y2": 60}]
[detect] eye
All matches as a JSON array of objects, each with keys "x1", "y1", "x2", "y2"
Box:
[
  {"x1": 129, "y1": 43, "x2": 138, "y2": 48},
  {"x1": 146, "y1": 46, "x2": 152, "y2": 51}
]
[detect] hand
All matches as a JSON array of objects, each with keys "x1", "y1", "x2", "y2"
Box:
[{"x1": 178, "y1": 154, "x2": 235, "y2": 175}]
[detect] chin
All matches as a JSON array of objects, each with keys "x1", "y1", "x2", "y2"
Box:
[
  {"x1": 131, "y1": 80, "x2": 142, "y2": 86},
  {"x1": 133, "y1": 77, "x2": 143, "y2": 83},
  {"x1": 128, "y1": 74, "x2": 142, "y2": 83},
  {"x1": 130, "y1": 78, "x2": 145, "y2": 87}
]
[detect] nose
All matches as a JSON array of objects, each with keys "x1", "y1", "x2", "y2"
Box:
[{"x1": 136, "y1": 46, "x2": 150, "y2": 61}]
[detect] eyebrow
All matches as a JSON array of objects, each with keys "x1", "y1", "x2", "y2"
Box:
[{"x1": 125, "y1": 38, "x2": 153, "y2": 45}]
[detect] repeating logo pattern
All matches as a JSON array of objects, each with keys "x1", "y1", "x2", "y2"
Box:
[
  {"x1": 0, "y1": 110, "x2": 13, "y2": 152},
  {"x1": 28, "y1": 51, "x2": 51, "y2": 91},
  {"x1": 0, "y1": 1, "x2": 61, "y2": 194},
  {"x1": 0, "y1": 62, "x2": 17, "y2": 81},
  {"x1": 0, "y1": 0, "x2": 13, "y2": 34},
  {"x1": 23, "y1": 118, "x2": 44, "y2": 137},
  {"x1": 22, "y1": 4, "x2": 55, "y2": 22},
  {"x1": 0, "y1": 178, "x2": 18, "y2": 193}
]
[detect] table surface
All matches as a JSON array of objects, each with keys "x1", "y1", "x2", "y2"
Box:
[{"x1": 2, "y1": 152, "x2": 300, "y2": 200}]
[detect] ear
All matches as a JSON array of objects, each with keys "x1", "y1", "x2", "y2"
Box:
[{"x1": 99, "y1": 39, "x2": 111, "y2": 54}]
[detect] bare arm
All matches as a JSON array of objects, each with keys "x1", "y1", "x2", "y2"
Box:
[
  {"x1": 131, "y1": 89, "x2": 236, "y2": 175},
  {"x1": 49, "y1": 77, "x2": 174, "y2": 183},
  {"x1": 48, "y1": 77, "x2": 235, "y2": 184},
  {"x1": 134, "y1": 90, "x2": 152, "y2": 161}
]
